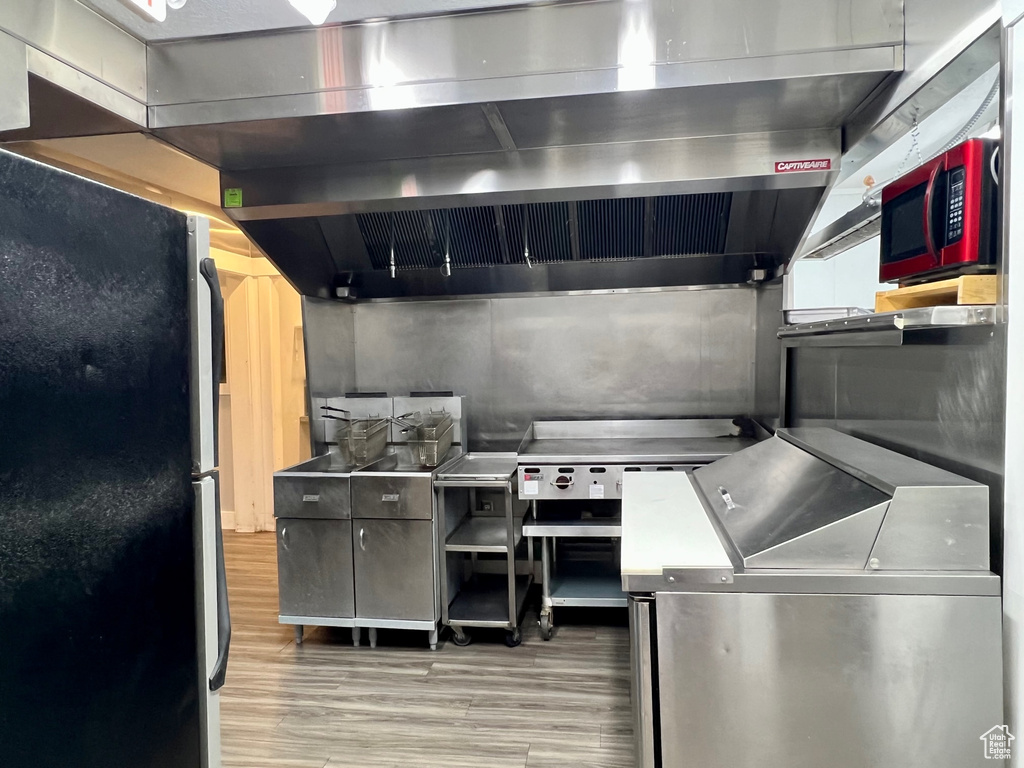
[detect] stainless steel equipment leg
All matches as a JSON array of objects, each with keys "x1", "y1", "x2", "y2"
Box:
[
  {"x1": 352, "y1": 626, "x2": 361, "y2": 647},
  {"x1": 368, "y1": 627, "x2": 378, "y2": 649},
  {"x1": 438, "y1": 486, "x2": 451, "y2": 631},
  {"x1": 506, "y1": 485, "x2": 516, "y2": 631},
  {"x1": 528, "y1": 500, "x2": 537, "y2": 580},
  {"x1": 527, "y1": 526, "x2": 534, "y2": 571},
  {"x1": 540, "y1": 536, "x2": 553, "y2": 640},
  {"x1": 503, "y1": 483, "x2": 524, "y2": 649},
  {"x1": 428, "y1": 628, "x2": 438, "y2": 651},
  {"x1": 294, "y1": 625, "x2": 304, "y2": 645}
]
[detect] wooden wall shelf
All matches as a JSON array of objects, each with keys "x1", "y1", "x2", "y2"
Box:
[{"x1": 875, "y1": 275, "x2": 997, "y2": 313}]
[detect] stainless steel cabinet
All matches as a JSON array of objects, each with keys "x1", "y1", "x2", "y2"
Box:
[
  {"x1": 277, "y1": 518, "x2": 355, "y2": 619},
  {"x1": 654, "y1": 591, "x2": 1003, "y2": 768},
  {"x1": 353, "y1": 519, "x2": 436, "y2": 621}
]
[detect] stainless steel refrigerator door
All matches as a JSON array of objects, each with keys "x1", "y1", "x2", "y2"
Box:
[
  {"x1": 194, "y1": 476, "x2": 223, "y2": 768},
  {"x1": 189, "y1": 215, "x2": 218, "y2": 476},
  {"x1": 628, "y1": 596, "x2": 657, "y2": 768},
  {"x1": 655, "y1": 591, "x2": 1004, "y2": 768},
  {"x1": 0, "y1": 147, "x2": 205, "y2": 767}
]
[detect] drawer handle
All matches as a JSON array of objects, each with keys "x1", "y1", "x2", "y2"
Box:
[
  {"x1": 359, "y1": 528, "x2": 366, "y2": 550},
  {"x1": 302, "y1": 494, "x2": 320, "y2": 503},
  {"x1": 381, "y1": 493, "x2": 400, "y2": 503}
]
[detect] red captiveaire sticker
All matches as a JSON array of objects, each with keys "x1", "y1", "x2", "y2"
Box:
[{"x1": 774, "y1": 159, "x2": 832, "y2": 173}]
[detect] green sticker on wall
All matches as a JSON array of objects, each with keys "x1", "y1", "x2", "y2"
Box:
[{"x1": 223, "y1": 188, "x2": 243, "y2": 208}]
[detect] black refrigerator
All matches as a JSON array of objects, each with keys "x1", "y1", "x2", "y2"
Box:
[{"x1": 0, "y1": 148, "x2": 230, "y2": 767}]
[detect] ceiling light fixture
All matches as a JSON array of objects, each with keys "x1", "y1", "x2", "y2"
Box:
[
  {"x1": 288, "y1": 0, "x2": 337, "y2": 25},
  {"x1": 119, "y1": 0, "x2": 167, "y2": 22}
]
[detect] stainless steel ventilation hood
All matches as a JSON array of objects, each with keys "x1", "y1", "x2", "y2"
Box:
[{"x1": 144, "y1": 0, "x2": 906, "y2": 299}]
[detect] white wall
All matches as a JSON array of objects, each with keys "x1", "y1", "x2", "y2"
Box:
[{"x1": 788, "y1": 191, "x2": 888, "y2": 310}]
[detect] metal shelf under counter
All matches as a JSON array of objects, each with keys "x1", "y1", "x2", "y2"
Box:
[
  {"x1": 548, "y1": 561, "x2": 627, "y2": 609},
  {"x1": 446, "y1": 515, "x2": 523, "y2": 553},
  {"x1": 447, "y1": 574, "x2": 532, "y2": 628},
  {"x1": 778, "y1": 305, "x2": 996, "y2": 346}
]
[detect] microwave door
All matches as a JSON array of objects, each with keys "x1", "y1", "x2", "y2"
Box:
[{"x1": 879, "y1": 163, "x2": 943, "y2": 282}]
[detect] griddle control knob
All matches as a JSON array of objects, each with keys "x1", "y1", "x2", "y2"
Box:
[{"x1": 553, "y1": 475, "x2": 574, "y2": 490}]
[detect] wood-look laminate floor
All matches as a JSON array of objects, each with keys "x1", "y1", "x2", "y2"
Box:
[{"x1": 221, "y1": 532, "x2": 634, "y2": 768}]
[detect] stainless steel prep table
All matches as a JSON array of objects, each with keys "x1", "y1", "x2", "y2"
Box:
[
  {"x1": 436, "y1": 453, "x2": 532, "y2": 647},
  {"x1": 519, "y1": 418, "x2": 759, "y2": 638},
  {"x1": 622, "y1": 428, "x2": 1001, "y2": 768}
]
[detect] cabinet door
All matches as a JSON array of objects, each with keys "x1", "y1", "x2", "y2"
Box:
[
  {"x1": 354, "y1": 520, "x2": 436, "y2": 621},
  {"x1": 277, "y1": 519, "x2": 355, "y2": 618}
]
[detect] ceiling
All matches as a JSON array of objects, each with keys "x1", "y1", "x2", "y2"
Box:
[{"x1": 79, "y1": 0, "x2": 538, "y2": 41}]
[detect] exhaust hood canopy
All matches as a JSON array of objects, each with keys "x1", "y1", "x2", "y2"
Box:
[
  {"x1": 237, "y1": 187, "x2": 825, "y2": 299},
  {"x1": 143, "y1": 0, "x2": 906, "y2": 298}
]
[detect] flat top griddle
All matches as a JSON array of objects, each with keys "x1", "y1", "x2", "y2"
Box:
[{"x1": 516, "y1": 419, "x2": 757, "y2": 465}]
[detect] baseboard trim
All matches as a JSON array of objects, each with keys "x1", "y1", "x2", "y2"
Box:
[{"x1": 221, "y1": 509, "x2": 237, "y2": 530}]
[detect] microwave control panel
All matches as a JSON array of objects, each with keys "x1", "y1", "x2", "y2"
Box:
[{"x1": 946, "y1": 166, "x2": 966, "y2": 245}]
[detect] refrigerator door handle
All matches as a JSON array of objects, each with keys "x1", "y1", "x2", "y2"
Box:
[
  {"x1": 209, "y1": 494, "x2": 231, "y2": 692},
  {"x1": 199, "y1": 257, "x2": 224, "y2": 469}
]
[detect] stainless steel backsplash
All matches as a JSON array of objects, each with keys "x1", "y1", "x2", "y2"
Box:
[{"x1": 303, "y1": 287, "x2": 762, "y2": 450}]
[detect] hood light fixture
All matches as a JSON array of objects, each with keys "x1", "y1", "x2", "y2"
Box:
[{"x1": 288, "y1": 0, "x2": 337, "y2": 26}]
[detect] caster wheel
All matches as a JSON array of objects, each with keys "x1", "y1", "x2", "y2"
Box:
[
  {"x1": 452, "y1": 631, "x2": 472, "y2": 647},
  {"x1": 539, "y1": 614, "x2": 553, "y2": 641},
  {"x1": 504, "y1": 628, "x2": 522, "y2": 648}
]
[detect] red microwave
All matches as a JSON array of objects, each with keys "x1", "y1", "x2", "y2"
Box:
[{"x1": 879, "y1": 138, "x2": 999, "y2": 283}]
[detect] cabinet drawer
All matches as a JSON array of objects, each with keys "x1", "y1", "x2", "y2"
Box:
[
  {"x1": 351, "y1": 475, "x2": 433, "y2": 519},
  {"x1": 274, "y1": 475, "x2": 350, "y2": 519},
  {"x1": 277, "y1": 519, "x2": 355, "y2": 618}
]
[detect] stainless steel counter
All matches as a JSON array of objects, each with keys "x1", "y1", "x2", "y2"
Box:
[{"x1": 434, "y1": 452, "x2": 518, "y2": 483}]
